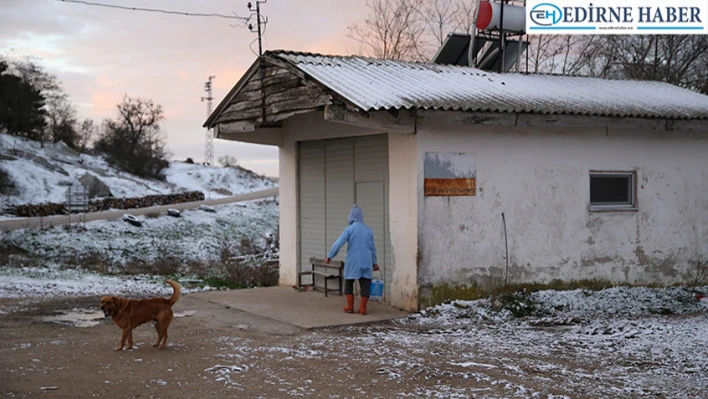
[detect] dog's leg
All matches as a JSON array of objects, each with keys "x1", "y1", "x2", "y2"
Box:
[
  {"x1": 153, "y1": 323, "x2": 162, "y2": 348},
  {"x1": 116, "y1": 328, "x2": 130, "y2": 351},
  {"x1": 158, "y1": 327, "x2": 168, "y2": 349},
  {"x1": 127, "y1": 329, "x2": 135, "y2": 350},
  {"x1": 158, "y1": 317, "x2": 172, "y2": 349}
]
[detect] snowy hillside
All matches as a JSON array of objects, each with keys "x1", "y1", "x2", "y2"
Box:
[
  {"x1": 3, "y1": 199, "x2": 279, "y2": 266},
  {"x1": 0, "y1": 134, "x2": 276, "y2": 210},
  {"x1": 164, "y1": 161, "x2": 275, "y2": 198}
]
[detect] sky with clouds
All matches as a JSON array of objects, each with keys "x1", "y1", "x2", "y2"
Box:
[{"x1": 1, "y1": 0, "x2": 369, "y2": 177}]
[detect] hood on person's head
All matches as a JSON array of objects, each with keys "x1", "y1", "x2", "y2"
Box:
[{"x1": 348, "y1": 204, "x2": 364, "y2": 225}]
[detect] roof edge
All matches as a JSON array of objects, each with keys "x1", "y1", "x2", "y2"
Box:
[{"x1": 203, "y1": 59, "x2": 261, "y2": 128}]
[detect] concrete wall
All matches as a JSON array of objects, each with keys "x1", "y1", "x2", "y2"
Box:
[
  {"x1": 388, "y1": 133, "x2": 419, "y2": 311},
  {"x1": 278, "y1": 130, "x2": 299, "y2": 287},
  {"x1": 416, "y1": 117, "x2": 708, "y2": 303}
]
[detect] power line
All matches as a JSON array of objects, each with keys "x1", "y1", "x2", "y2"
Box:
[{"x1": 52, "y1": 0, "x2": 249, "y2": 21}]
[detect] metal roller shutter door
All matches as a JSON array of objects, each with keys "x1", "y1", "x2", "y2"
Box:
[{"x1": 298, "y1": 134, "x2": 390, "y2": 298}]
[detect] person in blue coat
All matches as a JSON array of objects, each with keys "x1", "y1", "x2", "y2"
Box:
[{"x1": 326, "y1": 204, "x2": 379, "y2": 315}]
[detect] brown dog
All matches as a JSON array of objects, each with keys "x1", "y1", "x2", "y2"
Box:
[{"x1": 100, "y1": 280, "x2": 181, "y2": 351}]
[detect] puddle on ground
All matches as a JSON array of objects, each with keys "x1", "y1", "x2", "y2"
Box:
[
  {"x1": 42, "y1": 309, "x2": 105, "y2": 328},
  {"x1": 42, "y1": 308, "x2": 197, "y2": 328}
]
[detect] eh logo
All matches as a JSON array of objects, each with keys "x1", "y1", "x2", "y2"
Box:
[{"x1": 530, "y1": 3, "x2": 563, "y2": 26}]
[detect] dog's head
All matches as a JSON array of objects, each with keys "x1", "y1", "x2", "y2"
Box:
[{"x1": 100, "y1": 296, "x2": 119, "y2": 318}]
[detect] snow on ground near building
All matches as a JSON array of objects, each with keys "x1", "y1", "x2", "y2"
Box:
[
  {"x1": 0, "y1": 251, "x2": 706, "y2": 397},
  {"x1": 0, "y1": 267, "x2": 208, "y2": 299},
  {"x1": 2, "y1": 200, "x2": 278, "y2": 265},
  {"x1": 204, "y1": 288, "x2": 708, "y2": 398},
  {"x1": 0, "y1": 133, "x2": 276, "y2": 209}
]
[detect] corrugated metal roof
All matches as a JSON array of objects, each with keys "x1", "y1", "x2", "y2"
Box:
[{"x1": 271, "y1": 51, "x2": 708, "y2": 120}]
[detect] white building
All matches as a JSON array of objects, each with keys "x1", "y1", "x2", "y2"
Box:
[{"x1": 205, "y1": 51, "x2": 708, "y2": 311}]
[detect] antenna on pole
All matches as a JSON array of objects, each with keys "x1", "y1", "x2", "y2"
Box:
[
  {"x1": 248, "y1": 1, "x2": 268, "y2": 125},
  {"x1": 201, "y1": 75, "x2": 215, "y2": 166}
]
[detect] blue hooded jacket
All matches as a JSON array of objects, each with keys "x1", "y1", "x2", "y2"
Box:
[{"x1": 327, "y1": 204, "x2": 378, "y2": 280}]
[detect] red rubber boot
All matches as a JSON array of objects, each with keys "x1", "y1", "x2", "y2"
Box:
[
  {"x1": 358, "y1": 296, "x2": 369, "y2": 315},
  {"x1": 343, "y1": 294, "x2": 355, "y2": 313}
]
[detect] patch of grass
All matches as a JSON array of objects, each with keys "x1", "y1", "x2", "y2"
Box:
[
  {"x1": 0, "y1": 240, "x2": 29, "y2": 265},
  {"x1": 121, "y1": 256, "x2": 182, "y2": 276},
  {"x1": 491, "y1": 291, "x2": 551, "y2": 318},
  {"x1": 688, "y1": 255, "x2": 708, "y2": 291},
  {"x1": 3, "y1": 228, "x2": 280, "y2": 290},
  {"x1": 65, "y1": 250, "x2": 116, "y2": 274},
  {"x1": 422, "y1": 278, "x2": 624, "y2": 309},
  {"x1": 202, "y1": 277, "x2": 247, "y2": 290},
  {"x1": 219, "y1": 257, "x2": 279, "y2": 288},
  {"x1": 61, "y1": 224, "x2": 87, "y2": 233},
  {"x1": 144, "y1": 212, "x2": 161, "y2": 219},
  {"x1": 0, "y1": 234, "x2": 44, "y2": 268},
  {"x1": 495, "y1": 279, "x2": 617, "y2": 295},
  {"x1": 424, "y1": 282, "x2": 485, "y2": 308}
]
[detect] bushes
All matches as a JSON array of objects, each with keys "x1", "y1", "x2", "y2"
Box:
[
  {"x1": 93, "y1": 96, "x2": 170, "y2": 180},
  {"x1": 61, "y1": 235, "x2": 279, "y2": 290},
  {"x1": 204, "y1": 236, "x2": 279, "y2": 288}
]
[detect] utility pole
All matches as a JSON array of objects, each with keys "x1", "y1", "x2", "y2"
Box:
[
  {"x1": 248, "y1": 1, "x2": 268, "y2": 125},
  {"x1": 201, "y1": 75, "x2": 215, "y2": 166}
]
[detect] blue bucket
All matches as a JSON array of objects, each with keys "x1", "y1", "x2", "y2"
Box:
[{"x1": 370, "y1": 275, "x2": 384, "y2": 302}]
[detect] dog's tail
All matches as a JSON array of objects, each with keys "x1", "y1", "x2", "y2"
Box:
[{"x1": 166, "y1": 280, "x2": 181, "y2": 306}]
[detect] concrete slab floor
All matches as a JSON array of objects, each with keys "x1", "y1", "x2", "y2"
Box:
[{"x1": 191, "y1": 286, "x2": 409, "y2": 329}]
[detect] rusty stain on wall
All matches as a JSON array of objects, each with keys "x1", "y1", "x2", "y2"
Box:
[
  {"x1": 424, "y1": 178, "x2": 476, "y2": 196},
  {"x1": 424, "y1": 152, "x2": 477, "y2": 197}
]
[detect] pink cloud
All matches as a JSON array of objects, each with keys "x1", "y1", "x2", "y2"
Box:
[
  {"x1": 96, "y1": 76, "x2": 123, "y2": 88},
  {"x1": 175, "y1": 69, "x2": 191, "y2": 80},
  {"x1": 0, "y1": 0, "x2": 371, "y2": 176},
  {"x1": 88, "y1": 92, "x2": 121, "y2": 118}
]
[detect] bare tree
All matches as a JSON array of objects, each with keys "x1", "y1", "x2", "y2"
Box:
[
  {"x1": 347, "y1": 0, "x2": 478, "y2": 62},
  {"x1": 76, "y1": 118, "x2": 97, "y2": 153},
  {"x1": 94, "y1": 95, "x2": 170, "y2": 179},
  {"x1": 347, "y1": 0, "x2": 426, "y2": 61},
  {"x1": 454, "y1": 0, "x2": 477, "y2": 34},
  {"x1": 218, "y1": 154, "x2": 239, "y2": 168},
  {"x1": 521, "y1": 35, "x2": 598, "y2": 75},
  {"x1": 523, "y1": 34, "x2": 707, "y2": 94},
  {"x1": 9, "y1": 58, "x2": 81, "y2": 147},
  {"x1": 416, "y1": 0, "x2": 460, "y2": 58},
  {"x1": 588, "y1": 35, "x2": 708, "y2": 93},
  {"x1": 46, "y1": 93, "x2": 79, "y2": 147},
  {"x1": 11, "y1": 58, "x2": 61, "y2": 96}
]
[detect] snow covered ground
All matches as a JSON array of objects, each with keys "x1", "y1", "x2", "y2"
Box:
[
  {"x1": 1, "y1": 264, "x2": 706, "y2": 398},
  {"x1": 164, "y1": 161, "x2": 275, "y2": 198},
  {"x1": 0, "y1": 267, "x2": 206, "y2": 300},
  {"x1": 200, "y1": 287, "x2": 708, "y2": 398},
  {"x1": 0, "y1": 133, "x2": 276, "y2": 210},
  {"x1": 2, "y1": 199, "x2": 278, "y2": 266}
]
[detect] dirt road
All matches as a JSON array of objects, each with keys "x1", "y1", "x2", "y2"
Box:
[
  {"x1": 0, "y1": 187, "x2": 278, "y2": 231},
  {"x1": 1, "y1": 292, "x2": 706, "y2": 398}
]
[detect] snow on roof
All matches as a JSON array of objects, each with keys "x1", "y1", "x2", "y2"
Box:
[{"x1": 270, "y1": 50, "x2": 708, "y2": 120}]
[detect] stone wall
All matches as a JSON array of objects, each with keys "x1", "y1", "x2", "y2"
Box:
[{"x1": 5, "y1": 191, "x2": 205, "y2": 218}]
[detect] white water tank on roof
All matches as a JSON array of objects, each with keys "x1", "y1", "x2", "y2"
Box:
[{"x1": 476, "y1": 1, "x2": 526, "y2": 32}]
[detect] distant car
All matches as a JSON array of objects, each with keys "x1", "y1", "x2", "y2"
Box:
[
  {"x1": 199, "y1": 205, "x2": 216, "y2": 213},
  {"x1": 167, "y1": 209, "x2": 181, "y2": 217},
  {"x1": 122, "y1": 214, "x2": 142, "y2": 227}
]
